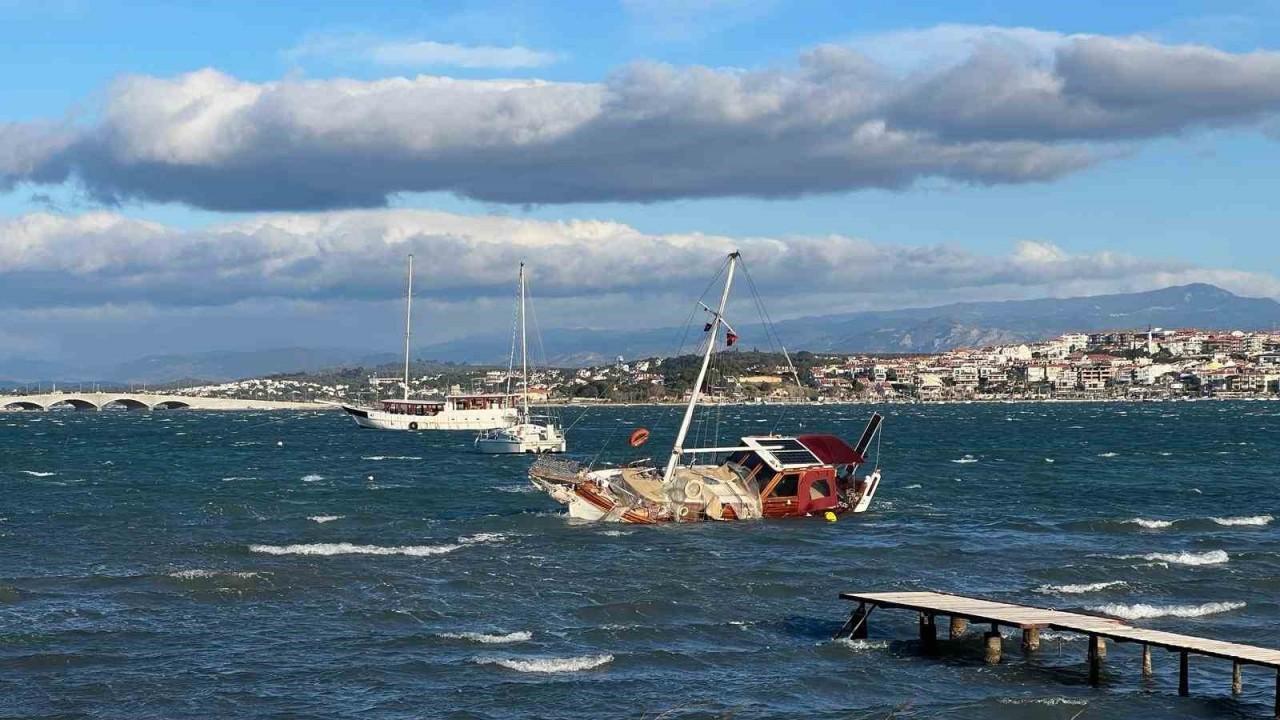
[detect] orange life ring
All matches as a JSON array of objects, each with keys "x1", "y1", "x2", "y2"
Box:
[{"x1": 629, "y1": 428, "x2": 650, "y2": 447}]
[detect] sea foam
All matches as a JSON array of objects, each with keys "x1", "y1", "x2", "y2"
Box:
[
  {"x1": 249, "y1": 542, "x2": 460, "y2": 557},
  {"x1": 301, "y1": 474, "x2": 324, "y2": 482},
  {"x1": 1127, "y1": 518, "x2": 1173, "y2": 529},
  {"x1": 19, "y1": 470, "x2": 56, "y2": 477},
  {"x1": 1035, "y1": 581, "x2": 1125, "y2": 595},
  {"x1": 477, "y1": 654, "x2": 613, "y2": 673},
  {"x1": 1091, "y1": 601, "x2": 1245, "y2": 620},
  {"x1": 1135, "y1": 550, "x2": 1229, "y2": 566},
  {"x1": 440, "y1": 631, "x2": 531, "y2": 644},
  {"x1": 1210, "y1": 515, "x2": 1273, "y2": 526},
  {"x1": 308, "y1": 516, "x2": 343, "y2": 524}
]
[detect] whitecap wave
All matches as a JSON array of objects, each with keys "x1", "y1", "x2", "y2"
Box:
[
  {"x1": 459, "y1": 532, "x2": 508, "y2": 544},
  {"x1": 950, "y1": 455, "x2": 978, "y2": 464},
  {"x1": 1210, "y1": 515, "x2": 1273, "y2": 527},
  {"x1": 169, "y1": 569, "x2": 260, "y2": 579},
  {"x1": 301, "y1": 474, "x2": 324, "y2": 482},
  {"x1": 440, "y1": 631, "x2": 531, "y2": 644},
  {"x1": 477, "y1": 654, "x2": 613, "y2": 673},
  {"x1": 1036, "y1": 581, "x2": 1125, "y2": 595},
  {"x1": 1091, "y1": 601, "x2": 1245, "y2": 620},
  {"x1": 361, "y1": 456, "x2": 422, "y2": 461},
  {"x1": 903, "y1": 484, "x2": 922, "y2": 489},
  {"x1": 997, "y1": 697, "x2": 1088, "y2": 707},
  {"x1": 1097, "y1": 452, "x2": 1119, "y2": 458},
  {"x1": 1134, "y1": 550, "x2": 1229, "y2": 565},
  {"x1": 600, "y1": 530, "x2": 632, "y2": 536},
  {"x1": 308, "y1": 515, "x2": 343, "y2": 524},
  {"x1": 249, "y1": 542, "x2": 459, "y2": 556},
  {"x1": 832, "y1": 638, "x2": 889, "y2": 651},
  {"x1": 1127, "y1": 518, "x2": 1173, "y2": 529},
  {"x1": 18, "y1": 470, "x2": 55, "y2": 477}
]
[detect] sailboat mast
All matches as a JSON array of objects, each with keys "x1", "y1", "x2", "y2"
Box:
[
  {"x1": 663, "y1": 251, "x2": 739, "y2": 484},
  {"x1": 520, "y1": 263, "x2": 529, "y2": 419},
  {"x1": 403, "y1": 254, "x2": 413, "y2": 401}
]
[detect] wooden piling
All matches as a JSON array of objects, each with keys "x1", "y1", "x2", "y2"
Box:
[
  {"x1": 984, "y1": 628, "x2": 1002, "y2": 665},
  {"x1": 1094, "y1": 635, "x2": 1107, "y2": 660},
  {"x1": 1273, "y1": 668, "x2": 1278, "y2": 719},
  {"x1": 1141, "y1": 644, "x2": 1152, "y2": 677},
  {"x1": 1088, "y1": 633, "x2": 1101, "y2": 686},
  {"x1": 919, "y1": 613, "x2": 937, "y2": 655},
  {"x1": 1022, "y1": 627, "x2": 1040, "y2": 652},
  {"x1": 949, "y1": 616, "x2": 968, "y2": 639},
  {"x1": 1179, "y1": 651, "x2": 1189, "y2": 697},
  {"x1": 1232, "y1": 661, "x2": 1242, "y2": 695}
]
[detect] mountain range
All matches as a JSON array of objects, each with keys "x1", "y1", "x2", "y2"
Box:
[{"x1": 5, "y1": 284, "x2": 1279, "y2": 384}]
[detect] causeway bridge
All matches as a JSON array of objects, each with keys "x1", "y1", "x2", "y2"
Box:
[{"x1": 1, "y1": 392, "x2": 330, "y2": 412}]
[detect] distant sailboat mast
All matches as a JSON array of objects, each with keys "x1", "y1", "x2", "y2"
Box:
[
  {"x1": 403, "y1": 254, "x2": 414, "y2": 402},
  {"x1": 520, "y1": 262, "x2": 530, "y2": 420},
  {"x1": 662, "y1": 251, "x2": 739, "y2": 484}
]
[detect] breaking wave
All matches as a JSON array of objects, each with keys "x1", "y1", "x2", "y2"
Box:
[
  {"x1": 1133, "y1": 550, "x2": 1230, "y2": 566},
  {"x1": 440, "y1": 631, "x2": 531, "y2": 644},
  {"x1": 1097, "y1": 452, "x2": 1119, "y2": 458},
  {"x1": 361, "y1": 456, "x2": 422, "y2": 461},
  {"x1": 301, "y1": 474, "x2": 324, "y2": 482},
  {"x1": 1128, "y1": 518, "x2": 1173, "y2": 529},
  {"x1": 308, "y1": 516, "x2": 343, "y2": 524},
  {"x1": 169, "y1": 569, "x2": 260, "y2": 579},
  {"x1": 951, "y1": 455, "x2": 978, "y2": 464},
  {"x1": 1091, "y1": 601, "x2": 1245, "y2": 620},
  {"x1": 249, "y1": 542, "x2": 460, "y2": 557},
  {"x1": 18, "y1": 470, "x2": 56, "y2": 477},
  {"x1": 1210, "y1": 515, "x2": 1273, "y2": 526},
  {"x1": 1036, "y1": 581, "x2": 1125, "y2": 595},
  {"x1": 477, "y1": 654, "x2": 613, "y2": 673}
]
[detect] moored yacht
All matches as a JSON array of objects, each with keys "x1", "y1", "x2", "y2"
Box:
[
  {"x1": 337, "y1": 254, "x2": 518, "y2": 431},
  {"x1": 476, "y1": 263, "x2": 566, "y2": 453}
]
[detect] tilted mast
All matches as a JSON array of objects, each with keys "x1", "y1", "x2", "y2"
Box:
[
  {"x1": 403, "y1": 254, "x2": 414, "y2": 401},
  {"x1": 662, "y1": 251, "x2": 739, "y2": 484}
]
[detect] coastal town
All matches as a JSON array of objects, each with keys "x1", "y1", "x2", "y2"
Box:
[{"x1": 114, "y1": 327, "x2": 1280, "y2": 405}]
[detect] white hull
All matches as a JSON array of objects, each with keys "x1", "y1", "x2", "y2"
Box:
[
  {"x1": 476, "y1": 423, "x2": 566, "y2": 454},
  {"x1": 341, "y1": 405, "x2": 516, "y2": 431}
]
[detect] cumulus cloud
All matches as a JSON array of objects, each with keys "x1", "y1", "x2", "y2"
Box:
[
  {"x1": 2, "y1": 28, "x2": 1280, "y2": 210},
  {"x1": 2, "y1": 209, "x2": 1277, "y2": 314}
]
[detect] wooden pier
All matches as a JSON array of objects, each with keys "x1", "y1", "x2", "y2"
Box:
[{"x1": 838, "y1": 591, "x2": 1280, "y2": 717}]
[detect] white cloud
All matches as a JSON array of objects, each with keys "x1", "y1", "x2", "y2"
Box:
[
  {"x1": 288, "y1": 33, "x2": 559, "y2": 69},
  {"x1": 3, "y1": 28, "x2": 1280, "y2": 210},
  {"x1": 2, "y1": 208, "x2": 1276, "y2": 314}
]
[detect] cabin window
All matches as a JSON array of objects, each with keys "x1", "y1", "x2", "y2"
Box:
[
  {"x1": 771, "y1": 472, "x2": 800, "y2": 498},
  {"x1": 808, "y1": 478, "x2": 831, "y2": 501}
]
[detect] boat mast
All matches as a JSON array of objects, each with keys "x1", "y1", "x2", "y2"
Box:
[
  {"x1": 403, "y1": 254, "x2": 413, "y2": 401},
  {"x1": 519, "y1": 263, "x2": 529, "y2": 420},
  {"x1": 663, "y1": 251, "x2": 738, "y2": 484}
]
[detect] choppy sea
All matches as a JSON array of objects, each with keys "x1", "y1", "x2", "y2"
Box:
[{"x1": 2, "y1": 401, "x2": 1278, "y2": 719}]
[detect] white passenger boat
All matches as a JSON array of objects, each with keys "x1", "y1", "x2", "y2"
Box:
[
  {"x1": 338, "y1": 255, "x2": 518, "y2": 432},
  {"x1": 476, "y1": 263, "x2": 566, "y2": 453}
]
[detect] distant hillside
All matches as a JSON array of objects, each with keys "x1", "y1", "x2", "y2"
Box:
[
  {"x1": 5, "y1": 284, "x2": 1278, "y2": 383},
  {"x1": 417, "y1": 283, "x2": 1280, "y2": 364}
]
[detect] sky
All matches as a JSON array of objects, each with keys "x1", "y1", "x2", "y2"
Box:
[{"x1": 3, "y1": 0, "x2": 1280, "y2": 370}]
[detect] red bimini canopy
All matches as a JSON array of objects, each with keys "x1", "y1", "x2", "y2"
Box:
[{"x1": 797, "y1": 434, "x2": 865, "y2": 466}]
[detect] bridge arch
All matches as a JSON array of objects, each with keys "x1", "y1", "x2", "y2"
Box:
[
  {"x1": 102, "y1": 397, "x2": 151, "y2": 411},
  {"x1": 48, "y1": 398, "x2": 99, "y2": 411},
  {"x1": 153, "y1": 400, "x2": 191, "y2": 410},
  {"x1": 3, "y1": 401, "x2": 44, "y2": 411}
]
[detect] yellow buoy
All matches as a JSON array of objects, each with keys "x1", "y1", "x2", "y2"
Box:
[{"x1": 824, "y1": 511, "x2": 837, "y2": 523}]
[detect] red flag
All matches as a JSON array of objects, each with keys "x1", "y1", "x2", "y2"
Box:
[{"x1": 726, "y1": 331, "x2": 738, "y2": 347}]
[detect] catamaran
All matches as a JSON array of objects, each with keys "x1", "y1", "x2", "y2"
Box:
[
  {"x1": 528, "y1": 251, "x2": 884, "y2": 523},
  {"x1": 475, "y1": 264, "x2": 567, "y2": 454},
  {"x1": 337, "y1": 255, "x2": 519, "y2": 431}
]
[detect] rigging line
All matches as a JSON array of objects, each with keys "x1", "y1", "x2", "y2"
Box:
[
  {"x1": 738, "y1": 258, "x2": 797, "y2": 433},
  {"x1": 523, "y1": 275, "x2": 557, "y2": 423},
  {"x1": 659, "y1": 256, "x2": 732, "y2": 435}
]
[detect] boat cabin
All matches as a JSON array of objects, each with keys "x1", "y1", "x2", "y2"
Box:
[
  {"x1": 377, "y1": 399, "x2": 447, "y2": 416},
  {"x1": 725, "y1": 435, "x2": 867, "y2": 518}
]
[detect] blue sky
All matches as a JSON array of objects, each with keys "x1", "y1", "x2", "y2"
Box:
[{"x1": 2, "y1": 0, "x2": 1280, "y2": 372}]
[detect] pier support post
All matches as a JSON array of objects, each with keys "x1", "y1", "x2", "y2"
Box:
[
  {"x1": 1093, "y1": 636, "x2": 1107, "y2": 660},
  {"x1": 949, "y1": 616, "x2": 968, "y2": 639},
  {"x1": 918, "y1": 614, "x2": 937, "y2": 655},
  {"x1": 1088, "y1": 634, "x2": 1102, "y2": 686},
  {"x1": 1179, "y1": 651, "x2": 1189, "y2": 697},
  {"x1": 1141, "y1": 644, "x2": 1152, "y2": 678},
  {"x1": 836, "y1": 603, "x2": 869, "y2": 640},
  {"x1": 1021, "y1": 627, "x2": 1040, "y2": 652},
  {"x1": 1232, "y1": 661, "x2": 1242, "y2": 695},
  {"x1": 1273, "y1": 669, "x2": 1278, "y2": 719},
  {"x1": 984, "y1": 626, "x2": 1002, "y2": 665}
]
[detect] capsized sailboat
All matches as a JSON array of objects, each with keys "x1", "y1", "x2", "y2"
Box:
[
  {"x1": 528, "y1": 251, "x2": 883, "y2": 523},
  {"x1": 476, "y1": 263, "x2": 566, "y2": 453},
  {"x1": 336, "y1": 254, "x2": 518, "y2": 431}
]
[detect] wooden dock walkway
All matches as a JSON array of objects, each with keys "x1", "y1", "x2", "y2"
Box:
[{"x1": 838, "y1": 591, "x2": 1280, "y2": 717}]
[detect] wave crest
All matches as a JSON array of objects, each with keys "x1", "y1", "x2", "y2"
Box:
[
  {"x1": 1210, "y1": 515, "x2": 1273, "y2": 526},
  {"x1": 249, "y1": 542, "x2": 459, "y2": 556},
  {"x1": 1127, "y1": 518, "x2": 1173, "y2": 529},
  {"x1": 1135, "y1": 550, "x2": 1229, "y2": 566},
  {"x1": 477, "y1": 654, "x2": 613, "y2": 673},
  {"x1": 440, "y1": 631, "x2": 531, "y2": 644},
  {"x1": 1035, "y1": 581, "x2": 1125, "y2": 595},
  {"x1": 1091, "y1": 601, "x2": 1245, "y2": 620}
]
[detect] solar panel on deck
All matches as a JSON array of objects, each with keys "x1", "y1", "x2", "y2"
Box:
[{"x1": 749, "y1": 437, "x2": 819, "y2": 466}]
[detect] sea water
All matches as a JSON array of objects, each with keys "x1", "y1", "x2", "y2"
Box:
[{"x1": 2, "y1": 402, "x2": 1278, "y2": 718}]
